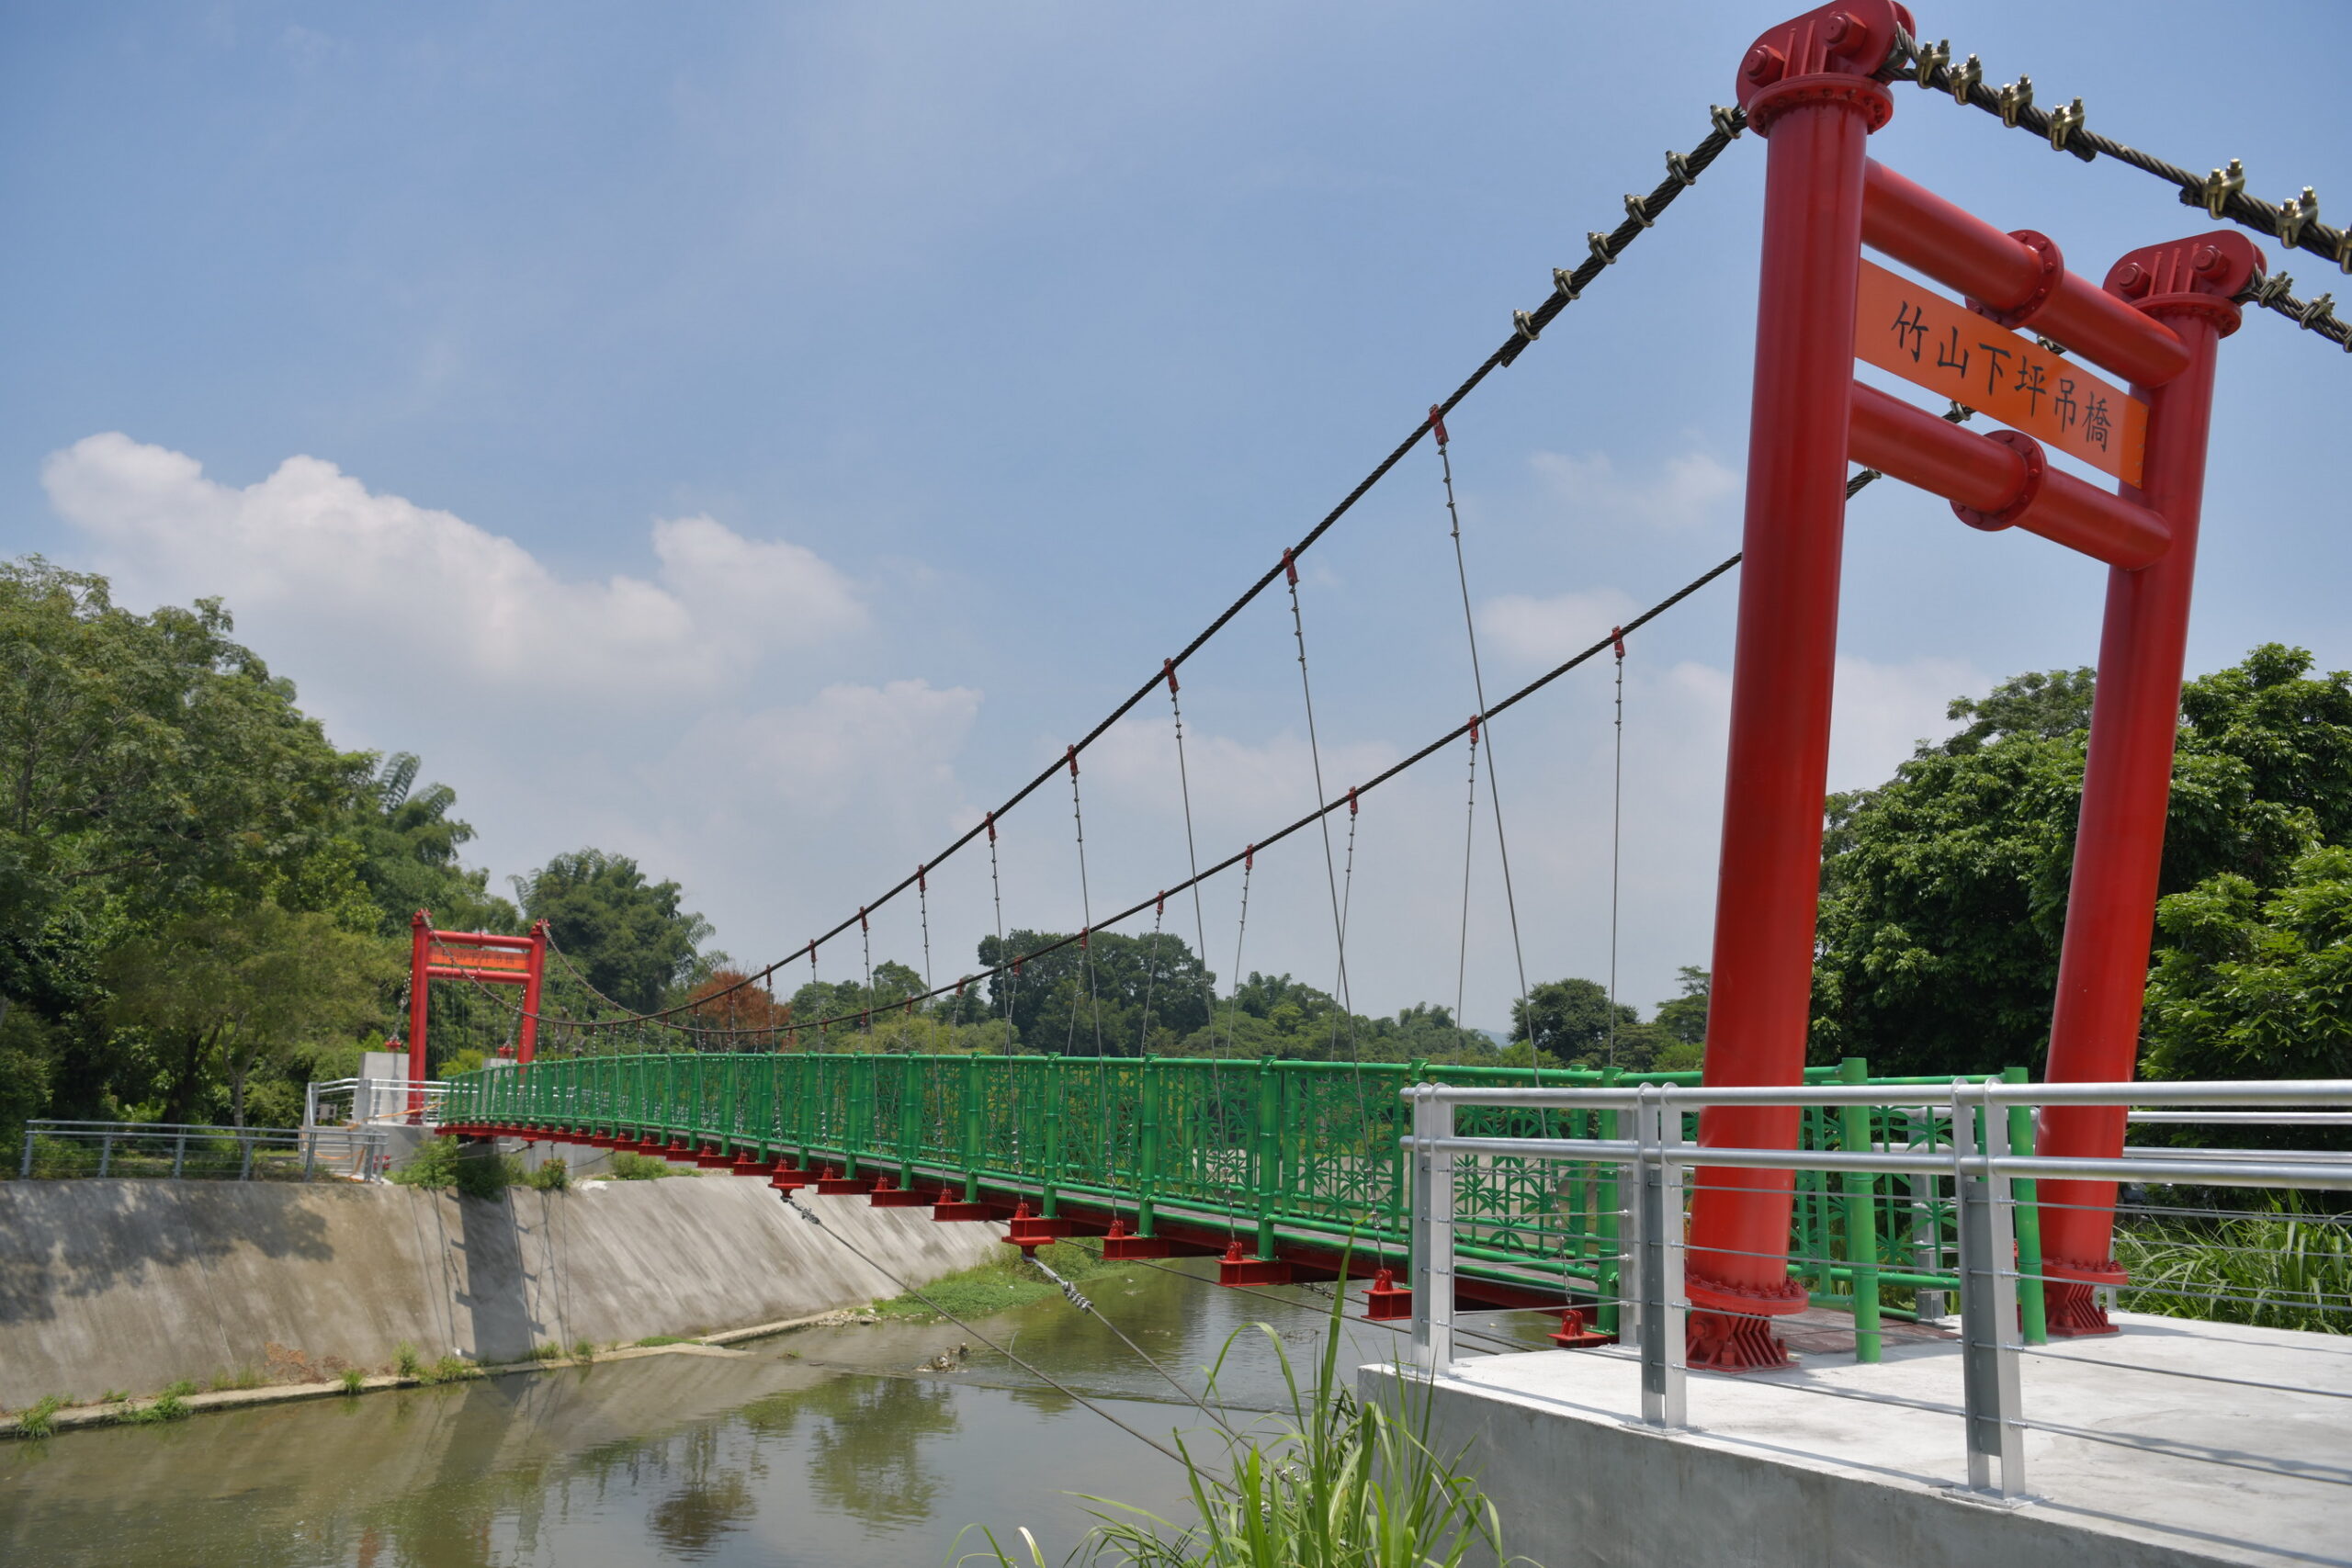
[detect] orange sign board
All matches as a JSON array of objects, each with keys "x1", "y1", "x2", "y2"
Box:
[
  {"x1": 1854, "y1": 259, "x2": 2145, "y2": 486},
  {"x1": 434, "y1": 942, "x2": 530, "y2": 976}
]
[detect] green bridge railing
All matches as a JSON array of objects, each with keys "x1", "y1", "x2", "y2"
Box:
[{"x1": 441, "y1": 1052, "x2": 2044, "y2": 1345}]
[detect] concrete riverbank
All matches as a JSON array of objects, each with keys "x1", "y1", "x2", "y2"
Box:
[{"x1": 0, "y1": 1174, "x2": 1002, "y2": 1412}]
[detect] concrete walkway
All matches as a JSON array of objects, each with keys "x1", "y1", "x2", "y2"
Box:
[{"x1": 1367, "y1": 1311, "x2": 2352, "y2": 1568}]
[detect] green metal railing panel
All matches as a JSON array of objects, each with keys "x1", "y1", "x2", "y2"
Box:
[{"x1": 440, "y1": 1049, "x2": 2036, "y2": 1334}]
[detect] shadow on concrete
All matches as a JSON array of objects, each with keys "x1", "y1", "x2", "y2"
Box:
[{"x1": 0, "y1": 1181, "x2": 335, "y2": 1325}]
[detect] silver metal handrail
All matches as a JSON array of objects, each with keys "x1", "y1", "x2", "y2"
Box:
[{"x1": 1398, "y1": 1077, "x2": 2352, "y2": 1503}]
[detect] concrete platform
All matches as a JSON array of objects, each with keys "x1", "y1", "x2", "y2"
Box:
[{"x1": 1363, "y1": 1311, "x2": 2352, "y2": 1568}]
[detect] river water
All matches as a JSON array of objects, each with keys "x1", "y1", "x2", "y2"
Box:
[{"x1": 0, "y1": 1258, "x2": 1521, "y2": 1567}]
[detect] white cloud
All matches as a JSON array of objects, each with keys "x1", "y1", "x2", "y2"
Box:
[
  {"x1": 673, "y1": 680, "x2": 983, "y2": 820},
  {"x1": 42, "y1": 432, "x2": 865, "y2": 705},
  {"x1": 1827, "y1": 654, "x2": 1982, "y2": 791},
  {"x1": 1530, "y1": 448, "x2": 1738, "y2": 533},
  {"x1": 1479, "y1": 586, "x2": 1640, "y2": 666}
]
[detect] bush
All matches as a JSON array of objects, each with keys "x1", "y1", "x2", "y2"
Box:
[
  {"x1": 572, "y1": 1338, "x2": 595, "y2": 1363},
  {"x1": 394, "y1": 1343, "x2": 422, "y2": 1380},
  {"x1": 340, "y1": 1368, "x2": 367, "y2": 1395},
  {"x1": 608, "y1": 1150, "x2": 684, "y2": 1180},
  {"x1": 634, "y1": 1335, "x2": 691, "y2": 1348},
  {"x1": 528, "y1": 1342, "x2": 567, "y2": 1361},
  {"x1": 16, "y1": 1394, "x2": 67, "y2": 1437},
  {"x1": 390, "y1": 1135, "x2": 518, "y2": 1199},
  {"x1": 2118, "y1": 1199, "x2": 2352, "y2": 1335},
  {"x1": 525, "y1": 1156, "x2": 570, "y2": 1191},
  {"x1": 122, "y1": 1393, "x2": 191, "y2": 1425}
]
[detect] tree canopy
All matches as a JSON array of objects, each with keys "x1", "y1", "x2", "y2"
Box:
[
  {"x1": 1812, "y1": 645, "x2": 2352, "y2": 1077},
  {"x1": 514, "y1": 848, "x2": 717, "y2": 1014}
]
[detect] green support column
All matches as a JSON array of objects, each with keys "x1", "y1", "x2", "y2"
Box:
[
  {"x1": 1137, "y1": 1056, "x2": 1161, "y2": 1237},
  {"x1": 1253, "y1": 1057, "x2": 1280, "y2": 1261},
  {"x1": 1042, "y1": 1056, "x2": 1064, "y2": 1219},
  {"x1": 898, "y1": 1056, "x2": 921, "y2": 1190},
  {"x1": 1838, "y1": 1056, "x2": 1883, "y2": 1363},
  {"x1": 961, "y1": 1055, "x2": 983, "y2": 1201},
  {"x1": 1596, "y1": 1065, "x2": 1623, "y2": 1337},
  {"x1": 2005, "y1": 1065, "x2": 2049, "y2": 1345}
]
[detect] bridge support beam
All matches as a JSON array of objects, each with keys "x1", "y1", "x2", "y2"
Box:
[{"x1": 1686, "y1": 0, "x2": 1903, "y2": 1369}]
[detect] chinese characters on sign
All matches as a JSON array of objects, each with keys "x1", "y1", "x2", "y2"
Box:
[{"x1": 1853, "y1": 259, "x2": 2147, "y2": 486}]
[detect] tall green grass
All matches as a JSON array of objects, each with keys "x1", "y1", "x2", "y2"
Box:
[
  {"x1": 2116, "y1": 1200, "x2": 2352, "y2": 1335},
  {"x1": 957, "y1": 1295, "x2": 1526, "y2": 1567}
]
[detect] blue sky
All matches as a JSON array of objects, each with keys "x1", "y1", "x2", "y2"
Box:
[{"x1": 6, "y1": 2, "x2": 2346, "y2": 1032}]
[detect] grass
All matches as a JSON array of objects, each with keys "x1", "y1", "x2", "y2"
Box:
[
  {"x1": 573, "y1": 1339, "x2": 596, "y2": 1363},
  {"x1": 608, "y1": 1151, "x2": 685, "y2": 1180},
  {"x1": 121, "y1": 1393, "x2": 191, "y2": 1426},
  {"x1": 2116, "y1": 1198, "x2": 2352, "y2": 1335},
  {"x1": 209, "y1": 1366, "x2": 265, "y2": 1392},
  {"x1": 634, "y1": 1335, "x2": 692, "y2": 1348},
  {"x1": 528, "y1": 1342, "x2": 568, "y2": 1361},
  {"x1": 525, "y1": 1156, "x2": 570, "y2": 1192},
  {"x1": 340, "y1": 1368, "x2": 367, "y2": 1394},
  {"x1": 98, "y1": 1389, "x2": 128, "y2": 1404},
  {"x1": 954, "y1": 1292, "x2": 1523, "y2": 1567},
  {"x1": 160, "y1": 1380, "x2": 197, "y2": 1399},
  {"x1": 394, "y1": 1343, "x2": 423, "y2": 1380},
  {"x1": 874, "y1": 1238, "x2": 1126, "y2": 1322},
  {"x1": 15, "y1": 1394, "x2": 67, "y2": 1438}
]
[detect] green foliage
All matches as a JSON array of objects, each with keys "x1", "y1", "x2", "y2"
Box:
[
  {"x1": 608, "y1": 1150, "x2": 683, "y2": 1179},
  {"x1": 421, "y1": 1355, "x2": 478, "y2": 1385},
  {"x1": 160, "y1": 1379, "x2": 197, "y2": 1398},
  {"x1": 346, "y1": 752, "x2": 518, "y2": 938},
  {"x1": 393, "y1": 1343, "x2": 422, "y2": 1380},
  {"x1": 389, "y1": 1134, "x2": 517, "y2": 1198},
  {"x1": 1813, "y1": 647, "x2": 2352, "y2": 1076},
  {"x1": 514, "y1": 848, "x2": 715, "y2": 1012},
  {"x1": 2143, "y1": 844, "x2": 2352, "y2": 1085},
  {"x1": 339, "y1": 1368, "x2": 367, "y2": 1394},
  {"x1": 2117, "y1": 1200, "x2": 2352, "y2": 1334},
  {"x1": 122, "y1": 1392, "x2": 191, "y2": 1425},
  {"x1": 635, "y1": 1335, "x2": 691, "y2": 1348},
  {"x1": 15, "y1": 1394, "x2": 68, "y2": 1437},
  {"x1": 572, "y1": 1338, "x2": 595, "y2": 1362},
  {"x1": 872, "y1": 1238, "x2": 1122, "y2": 1322},
  {"x1": 528, "y1": 1342, "x2": 567, "y2": 1361},
  {"x1": 525, "y1": 1156, "x2": 571, "y2": 1191},
  {"x1": 967, "y1": 930, "x2": 1215, "y2": 1056},
  {"x1": 960, "y1": 1298, "x2": 1515, "y2": 1567}
]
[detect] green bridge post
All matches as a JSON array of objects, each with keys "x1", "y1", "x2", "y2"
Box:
[
  {"x1": 1042, "y1": 1056, "x2": 1063, "y2": 1220},
  {"x1": 1839, "y1": 1055, "x2": 1883, "y2": 1363},
  {"x1": 1253, "y1": 1058, "x2": 1280, "y2": 1261},
  {"x1": 961, "y1": 1055, "x2": 983, "y2": 1201},
  {"x1": 2006, "y1": 1065, "x2": 2049, "y2": 1345},
  {"x1": 1138, "y1": 1055, "x2": 1161, "y2": 1237}
]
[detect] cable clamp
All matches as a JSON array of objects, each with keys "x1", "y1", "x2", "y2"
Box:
[
  {"x1": 1511, "y1": 310, "x2": 1540, "y2": 344},
  {"x1": 2199, "y1": 158, "x2": 2245, "y2": 220},
  {"x1": 1587, "y1": 231, "x2": 1615, "y2": 267},
  {"x1": 859, "y1": 906, "x2": 868, "y2": 932},
  {"x1": 1550, "y1": 266, "x2": 1580, "y2": 302},
  {"x1": 1947, "y1": 53, "x2": 1982, "y2": 107},
  {"x1": 985, "y1": 811, "x2": 996, "y2": 843},
  {"x1": 1708, "y1": 104, "x2": 1745, "y2": 140},
  {"x1": 1283, "y1": 546, "x2": 1299, "y2": 586},
  {"x1": 1611, "y1": 626, "x2": 1626, "y2": 660},
  {"x1": 2335, "y1": 226, "x2": 2352, "y2": 275},
  {"x1": 1163, "y1": 657, "x2": 1179, "y2": 695},
  {"x1": 1429, "y1": 403, "x2": 1450, "y2": 446},
  {"x1": 917, "y1": 863, "x2": 927, "y2": 893},
  {"x1": 1156, "y1": 892, "x2": 1166, "y2": 917},
  {"x1": 1912, "y1": 37, "x2": 1950, "y2": 89},
  {"x1": 2045, "y1": 96, "x2": 2084, "y2": 153},
  {"x1": 2298, "y1": 291, "x2": 2337, "y2": 333},
  {"x1": 1996, "y1": 75, "x2": 2033, "y2": 129},
  {"x1": 1347, "y1": 784, "x2": 1358, "y2": 818},
  {"x1": 1244, "y1": 843, "x2": 1254, "y2": 872},
  {"x1": 2277, "y1": 187, "x2": 2319, "y2": 249},
  {"x1": 2250, "y1": 270, "x2": 2294, "y2": 309},
  {"x1": 1664, "y1": 150, "x2": 1694, "y2": 188},
  {"x1": 1623, "y1": 193, "x2": 1654, "y2": 229},
  {"x1": 1066, "y1": 744, "x2": 1079, "y2": 778},
  {"x1": 1467, "y1": 715, "x2": 1480, "y2": 747}
]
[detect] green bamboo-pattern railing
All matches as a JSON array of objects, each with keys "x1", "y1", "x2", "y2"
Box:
[{"x1": 441, "y1": 1052, "x2": 2044, "y2": 1343}]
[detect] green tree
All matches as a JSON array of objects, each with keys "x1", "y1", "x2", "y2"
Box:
[
  {"x1": 1813, "y1": 646, "x2": 2352, "y2": 1077},
  {"x1": 1511, "y1": 977, "x2": 1635, "y2": 1062},
  {"x1": 2143, "y1": 844, "x2": 2352, "y2": 1084},
  {"x1": 977, "y1": 930, "x2": 1215, "y2": 1055},
  {"x1": 105, "y1": 901, "x2": 401, "y2": 1125},
  {"x1": 514, "y1": 849, "x2": 715, "y2": 1013},
  {"x1": 346, "y1": 753, "x2": 517, "y2": 936}
]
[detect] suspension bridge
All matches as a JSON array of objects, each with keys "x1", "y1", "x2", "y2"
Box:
[{"x1": 409, "y1": 0, "x2": 2345, "y2": 1385}]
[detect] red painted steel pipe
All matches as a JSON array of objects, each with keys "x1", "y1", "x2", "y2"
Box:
[
  {"x1": 407, "y1": 912, "x2": 432, "y2": 1114},
  {"x1": 1861, "y1": 161, "x2": 2190, "y2": 387},
  {"x1": 517, "y1": 919, "x2": 548, "y2": 1065},
  {"x1": 430, "y1": 930, "x2": 537, "y2": 950},
  {"x1": 2037, "y1": 233, "x2": 2259, "y2": 1334},
  {"x1": 1688, "y1": 1, "x2": 1904, "y2": 1342},
  {"x1": 1848, "y1": 383, "x2": 2171, "y2": 568}
]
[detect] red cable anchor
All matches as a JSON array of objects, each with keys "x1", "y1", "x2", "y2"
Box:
[
  {"x1": 1164, "y1": 658, "x2": 1179, "y2": 694},
  {"x1": 1429, "y1": 403, "x2": 1449, "y2": 446},
  {"x1": 985, "y1": 811, "x2": 996, "y2": 842},
  {"x1": 1612, "y1": 625, "x2": 1626, "y2": 660},
  {"x1": 917, "y1": 863, "x2": 926, "y2": 892},
  {"x1": 859, "y1": 906, "x2": 868, "y2": 932},
  {"x1": 1244, "y1": 843, "x2": 1255, "y2": 872},
  {"x1": 1282, "y1": 547, "x2": 1298, "y2": 587},
  {"x1": 1066, "y1": 744, "x2": 1079, "y2": 778},
  {"x1": 1348, "y1": 785, "x2": 1359, "y2": 817},
  {"x1": 1468, "y1": 715, "x2": 1481, "y2": 746}
]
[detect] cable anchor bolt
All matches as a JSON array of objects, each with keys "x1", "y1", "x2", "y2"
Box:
[
  {"x1": 2276, "y1": 187, "x2": 2319, "y2": 249},
  {"x1": 1551, "y1": 266, "x2": 1580, "y2": 301},
  {"x1": 1996, "y1": 75, "x2": 2033, "y2": 128},
  {"x1": 1623, "y1": 193, "x2": 1654, "y2": 229},
  {"x1": 1912, "y1": 37, "x2": 1950, "y2": 89},
  {"x1": 1708, "y1": 104, "x2": 1745, "y2": 140},
  {"x1": 1947, "y1": 53, "x2": 1981, "y2": 106},
  {"x1": 2045, "y1": 96, "x2": 2084, "y2": 154},
  {"x1": 1510, "y1": 310, "x2": 1540, "y2": 344},
  {"x1": 1586, "y1": 231, "x2": 1615, "y2": 267}
]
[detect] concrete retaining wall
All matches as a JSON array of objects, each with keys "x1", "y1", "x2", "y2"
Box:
[{"x1": 0, "y1": 1175, "x2": 1002, "y2": 1409}]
